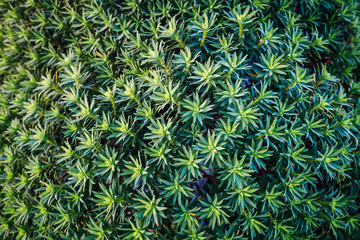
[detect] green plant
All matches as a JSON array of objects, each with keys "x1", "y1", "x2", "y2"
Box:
[{"x1": 0, "y1": 0, "x2": 360, "y2": 239}]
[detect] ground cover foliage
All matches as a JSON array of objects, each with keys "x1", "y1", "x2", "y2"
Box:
[{"x1": 0, "y1": 0, "x2": 360, "y2": 239}]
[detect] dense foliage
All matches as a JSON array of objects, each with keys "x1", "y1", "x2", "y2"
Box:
[{"x1": 0, "y1": 0, "x2": 360, "y2": 239}]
